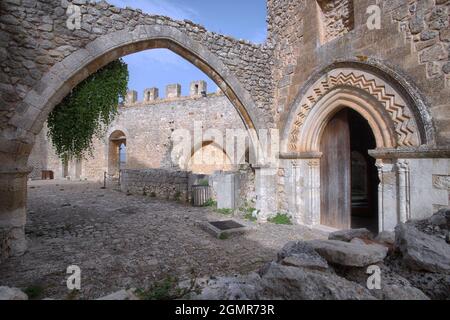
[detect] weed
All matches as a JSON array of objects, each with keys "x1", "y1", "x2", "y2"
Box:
[
  {"x1": 215, "y1": 208, "x2": 233, "y2": 215},
  {"x1": 268, "y1": 213, "x2": 292, "y2": 225},
  {"x1": 24, "y1": 285, "x2": 45, "y2": 300},
  {"x1": 136, "y1": 273, "x2": 199, "y2": 300},
  {"x1": 203, "y1": 198, "x2": 217, "y2": 208},
  {"x1": 198, "y1": 179, "x2": 209, "y2": 187},
  {"x1": 218, "y1": 233, "x2": 230, "y2": 240},
  {"x1": 244, "y1": 212, "x2": 257, "y2": 222}
]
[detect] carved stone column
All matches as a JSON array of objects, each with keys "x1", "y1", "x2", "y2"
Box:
[
  {"x1": 396, "y1": 159, "x2": 411, "y2": 223},
  {"x1": 375, "y1": 159, "x2": 385, "y2": 231},
  {"x1": 307, "y1": 159, "x2": 321, "y2": 226},
  {"x1": 254, "y1": 166, "x2": 278, "y2": 222},
  {"x1": 280, "y1": 152, "x2": 322, "y2": 227},
  {"x1": 374, "y1": 159, "x2": 397, "y2": 231}
]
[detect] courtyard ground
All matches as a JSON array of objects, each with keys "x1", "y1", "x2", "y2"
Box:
[{"x1": 0, "y1": 180, "x2": 327, "y2": 300}]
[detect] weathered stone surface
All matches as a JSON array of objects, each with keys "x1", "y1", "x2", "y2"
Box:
[
  {"x1": 375, "y1": 231, "x2": 396, "y2": 246},
  {"x1": 0, "y1": 286, "x2": 28, "y2": 300},
  {"x1": 349, "y1": 238, "x2": 366, "y2": 245},
  {"x1": 329, "y1": 228, "x2": 374, "y2": 242},
  {"x1": 310, "y1": 240, "x2": 388, "y2": 267},
  {"x1": 258, "y1": 262, "x2": 375, "y2": 300},
  {"x1": 278, "y1": 241, "x2": 329, "y2": 271},
  {"x1": 193, "y1": 273, "x2": 261, "y2": 300},
  {"x1": 385, "y1": 259, "x2": 450, "y2": 300},
  {"x1": 378, "y1": 284, "x2": 430, "y2": 300},
  {"x1": 428, "y1": 209, "x2": 450, "y2": 229},
  {"x1": 97, "y1": 289, "x2": 139, "y2": 300},
  {"x1": 395, "y1": 223, "x2": 450, "y2": 274},
  {"x1": 333, "y1": 264, "x2": 429, "y2": 300}
]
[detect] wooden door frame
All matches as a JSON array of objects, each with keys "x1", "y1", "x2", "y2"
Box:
[{"x1": 320, "y1": 109, "x2": 352, "y2": 229}]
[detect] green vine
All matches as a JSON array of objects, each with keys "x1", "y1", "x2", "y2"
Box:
[{"x1": 47, "y1": 59, "x2": 129, "y2": 160}]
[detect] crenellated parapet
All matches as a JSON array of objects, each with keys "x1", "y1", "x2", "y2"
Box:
[{"x1": 122, "y1": 81, "x2": 223, "y2": 107}]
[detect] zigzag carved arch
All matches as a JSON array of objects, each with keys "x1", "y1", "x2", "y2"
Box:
[{"x1": 288, "y1": 68, "x2": 421, "y2": 152}]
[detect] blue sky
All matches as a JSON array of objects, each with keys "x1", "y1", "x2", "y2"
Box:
[{"x1": 106, "y1": 0, "x2": 267, "y2": 98}]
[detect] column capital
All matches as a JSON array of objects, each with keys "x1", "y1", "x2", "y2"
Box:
[{"x1": 0, "y1": 166, "x2": 33, "y2": 175}]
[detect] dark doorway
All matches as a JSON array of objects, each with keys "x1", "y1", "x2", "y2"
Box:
[
  {"x1": 108, "y1": 130, "x2": 127, "y2": 177},
  {"x1": 348, "y1": 109, "x2": 378, "y2": 233},
  {"x1": 320, "y1": 108, "x2": 378, "y2": 233}
]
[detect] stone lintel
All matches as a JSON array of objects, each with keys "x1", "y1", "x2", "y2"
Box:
[
  {"x1": 278, "y1": 151, "x2": 323, "y2": 159},
  {"x1": 369, "y1": 147, "x2": 450, "y2": 159}
]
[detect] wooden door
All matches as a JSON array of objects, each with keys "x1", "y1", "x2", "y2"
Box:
[{"x1": 320, "y1": 109, "x2": 351, "y2": 229}]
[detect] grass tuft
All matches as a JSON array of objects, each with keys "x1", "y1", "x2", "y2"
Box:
[
  {"x1": 268, "y1": 213, "x2": 292, "y2": 225},
  {"x1": 215, "y1": 208, "x2": 233, "y2": 215}
]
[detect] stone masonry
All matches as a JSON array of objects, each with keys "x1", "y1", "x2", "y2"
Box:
[{"x1": 27, "y1": 84, "x2": 246, "y2": 181}]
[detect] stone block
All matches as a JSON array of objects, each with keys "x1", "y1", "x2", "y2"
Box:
[
  {"x1": 166, "y1": 84, "x2": 181, "y2": 99},
  {"x1": 143, "y1": 87, "x2": 158, "y2": 102}
]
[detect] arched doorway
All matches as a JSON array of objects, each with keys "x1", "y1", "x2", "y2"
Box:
[
  {"x1": 320, "y1": 108, "x2": 378, "y2": 232},
  {"x1": 280, "y1": 65, "x2": 433, "y2": 232},
  {"x1": 108, "y1": 130, "x2": 127, "y2": 177}
]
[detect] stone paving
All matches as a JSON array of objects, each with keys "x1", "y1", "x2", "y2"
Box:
[{"x1": 0, "y1": 181, "x2": 327, "y2": 300}]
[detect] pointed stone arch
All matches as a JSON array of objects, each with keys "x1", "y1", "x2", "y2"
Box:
[
  {"x1": 0, "y1": 24, "x2": 266, "y2": 261},
  {"x1": 5, "y1": 24, "x2": 264, "y2": 171},
  {"x1": 281, "y1": 60, "x2": 436, "y2": 154},
  {"x1": 283, "y1": 67, "x2": 429, "y2": 153}
]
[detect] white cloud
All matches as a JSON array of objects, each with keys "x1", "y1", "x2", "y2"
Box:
[{"x1": 106, "y1": 0, "x2": 199, "y2": 20}]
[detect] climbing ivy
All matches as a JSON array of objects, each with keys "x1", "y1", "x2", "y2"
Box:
[{"x1": 47, "y1": 59, "x2": 129, "y2": 160}]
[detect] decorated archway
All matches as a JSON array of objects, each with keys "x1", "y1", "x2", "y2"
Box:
[{"x1": 281, "y1": 64, "x2": 437, "y2": 232}]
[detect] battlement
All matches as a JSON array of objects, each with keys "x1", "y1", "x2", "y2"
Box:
[{"x1": 122, "y1": 81, "x2": 223, "y2": 107}]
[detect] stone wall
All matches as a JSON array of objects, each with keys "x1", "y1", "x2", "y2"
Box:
[
  {"x1": 119, "y1": 167, "x2": 257, "y2": 207},
  {"x1": 267, "y1": 0, "x2": 450, "y2": 228},
  {"x1": 209, "y1": 166, "x2": 256, "y2": 209},
  {"x1": 267, "y1": 0, "x2": 449, "y2": 145},
  {"x1": 120, "y1": 168, "x2": 190, "y2": 201},
  {"x1": 0, "y1": 0, "x2": 274, "y2": 158},
  {"x1": 28, "y1": 87, "x2": 247, "y2": 181}
]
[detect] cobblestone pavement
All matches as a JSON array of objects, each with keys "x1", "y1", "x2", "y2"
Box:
[{"x1": 0, "y1": 181, "x2": 327, "y2": 300}]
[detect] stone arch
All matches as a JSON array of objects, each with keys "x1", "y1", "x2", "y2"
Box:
[
  {"x1": 298, "y1": 89, "x2": 397, "y2": 151},
  {"x1": 8, "y1": 25, "x2": 264, "y2": 168},
  {"x1": 281, "y1": 60, "x2": 435, "y2": 153},
  {"x1": 108, "y1": 129, "x2": 127, "y2": 176},
  {"x1": 184, "y1": 140, "x2": 234, "y2": 174},
  {"x1": 281, "y1": 61, "x2": 439, "y2": 231}
]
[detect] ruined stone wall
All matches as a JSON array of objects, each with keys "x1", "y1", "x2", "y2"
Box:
[
  {"x1": 28, "y1": 90, "x2": 247, "y2": 181},
  {"x1": 120, "y1": 168, "x2": 190, "y2": 201},
  {"x1": 268, "y1": 0, "x2": 450, "y2": 145}
]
